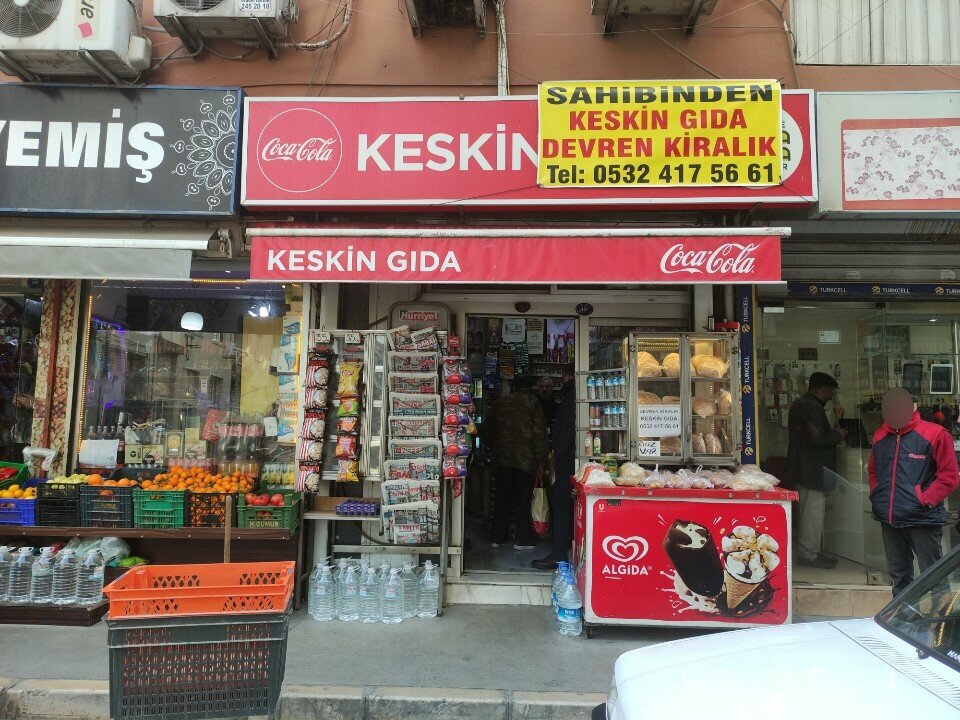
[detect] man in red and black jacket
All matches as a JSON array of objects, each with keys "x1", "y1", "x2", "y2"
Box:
[{"x1": 868, "y1": 388, "x2": 959, "y2": 596}]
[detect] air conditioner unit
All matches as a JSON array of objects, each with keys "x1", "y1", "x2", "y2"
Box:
[
  {"x1": 592, "y1": 0, "x2": 718, "y2": 36},
  {"x1": 153, "y1": 0, "x2": 299, "y2": 58},
  {"x1": 0, "y1": 0, "x2": 152, "y2": 83}
]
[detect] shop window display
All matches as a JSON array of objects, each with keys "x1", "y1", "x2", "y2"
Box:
[
  {"x1": 757, "y1": 302, "x2": 960, "y2": 585},
  {"x1": 0, "y1": 292, "x2": 40, "y2": 463},
  {"x1": 77, "y1": 281, "x2": 303, "y2": 486}
]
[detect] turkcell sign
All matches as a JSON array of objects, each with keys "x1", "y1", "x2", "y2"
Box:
[{"x1": 241, "y1": 91, "x2": 815, "y2": 209}]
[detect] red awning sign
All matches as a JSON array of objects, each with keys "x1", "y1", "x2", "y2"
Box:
[{"x1": 250, "y1": 231, "x2": 783, "y2": 284}]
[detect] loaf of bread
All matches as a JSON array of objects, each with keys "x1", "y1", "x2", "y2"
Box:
[
  {"x1": 693, "y1": 398, "x2": 718, "y2": 418},
  {"x1": 715, "y1": 389, "x2": 732, "y2": 415},
  {"x1": 660, "y1": 436, "x2": 681, "y2": 455},
  {"x1": 704, "y1": 433, "x2": 723, "y2": 454},
  {"x1": 661, "y1": 396, "x2": 681, "y2": 405},
  {"x1": 637, "y1": 351, "x2": 662, "y2": 378},
  {"x1": 692, "y1": 354, "x2": 728, "y2": 378},
  {"x1": 661, "y1": 352, "x2": 681, "y2": 377},
  {"x1": 691, "y1": 432, "x2": 707, "y2": 454},
  {"x1": 637, "y1": 391, "x2": 662, "y2": 405}
]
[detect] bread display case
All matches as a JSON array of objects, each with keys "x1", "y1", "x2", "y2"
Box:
[{"x1": 628, "y1": 332, "x2": 739, "y2": 466}]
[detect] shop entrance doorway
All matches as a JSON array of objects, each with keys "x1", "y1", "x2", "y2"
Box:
[{"x1": 464, "y1": 313, "x2": 576, "y2": 573}]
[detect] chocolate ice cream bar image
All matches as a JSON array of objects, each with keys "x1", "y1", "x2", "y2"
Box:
[{"x1": 662, "y1": 520, "x2": 724, "y2": 598}]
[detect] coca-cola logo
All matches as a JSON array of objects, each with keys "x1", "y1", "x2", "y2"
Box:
[
  {"x1": 255, "y1": 108, "x2": 342, "y2": 193},
  {"x1": 659, "y1": 242, "x2": 759, "y2": 276}
]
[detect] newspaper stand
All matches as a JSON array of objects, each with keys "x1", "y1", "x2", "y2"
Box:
[{"x1": 104, "y1": 497, "x2": 294, "y2": 720}]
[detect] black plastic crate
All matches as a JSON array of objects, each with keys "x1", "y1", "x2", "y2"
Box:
[
  {"x1": 79, "y1": 485, "x2": 134, "y2": 528},
  {"x1": 107, "y1": 612, "x2": 289, "y2": 720},
  {"x1": 37, "y1": 482, "x2": 80, "y2": 527}
]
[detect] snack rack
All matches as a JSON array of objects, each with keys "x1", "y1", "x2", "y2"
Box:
[{"x1": 626, "y1": 332, "x2": 740, "y2": 466}]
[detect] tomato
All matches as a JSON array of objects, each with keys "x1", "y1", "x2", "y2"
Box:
[
  {"x1": 253, "y1": 495, "x2": 270, "y2": 507},
  {"x1": 270, "y1": 494, "x2": 285, "y2": 507},
  {"x1": 245, "y1": 493, "x2": 256, "y2": 505}
]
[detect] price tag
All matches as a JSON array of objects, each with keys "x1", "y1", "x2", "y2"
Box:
[
  {"x1": 637, "y1": 440, "x2": 661, "y2": 457},
  {"x1": 315, "y1": 330, "x2": 332, "y2": 344},
  {"x1": 636, "y1": 405, "x2": 682, "y2": 437},
  {"x1": 344, "y1": 331, "x2": 362, "y2": 345}
]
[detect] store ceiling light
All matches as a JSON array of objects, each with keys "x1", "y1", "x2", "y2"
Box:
[{"x1": 180, "y1": 312, "x2": 204, "y2": 331}]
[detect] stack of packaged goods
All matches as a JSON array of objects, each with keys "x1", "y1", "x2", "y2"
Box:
[
  {"x1": 333, "y1": 360, "x2": 363, "y2": 484},
  {"x1": 383, "y1": 326, "x2": 442, "y2": 545},
  {"x1": 297, "y1": 336, "x2": 334, "y2": 492},
  {"x1": 440, "y1": 340, "x2": 475, "y2": 501}
]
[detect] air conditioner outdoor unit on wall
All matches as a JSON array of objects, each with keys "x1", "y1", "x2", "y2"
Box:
[
  {"x1": 0, "y1": 0, "x2": 152, "y2": 83},
  {"x1": 153, "y1": 0, "x2": 299, "y2": 58}
]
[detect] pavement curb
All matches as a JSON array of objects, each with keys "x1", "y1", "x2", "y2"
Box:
[{"x1": 0, "y1": 679, "x2": 604, "y2": 720}]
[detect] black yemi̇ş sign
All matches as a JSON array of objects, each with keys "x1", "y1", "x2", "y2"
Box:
[
  {"x1": 0, "y1": 84, "x2": 241, "y2": 217},
  {"x1": 538, "y1": 80, "x2": 782, "y2": 188}
]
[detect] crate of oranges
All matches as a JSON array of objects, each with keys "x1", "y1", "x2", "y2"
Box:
[
  {"x1": 80, "y1": 476, "x2": 138, "y2": 529},
  {"x1": 135, "y1": 467, "x2": 256, "y2": 529},
  {"x1": 0, "y1": 480, "x2": 38, "y2": 526}
]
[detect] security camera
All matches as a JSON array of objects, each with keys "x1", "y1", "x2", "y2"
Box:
[{"x1": 515, "y1": 302, "x2": 531, "y2": 313}]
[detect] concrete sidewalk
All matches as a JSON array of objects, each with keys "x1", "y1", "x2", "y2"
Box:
[{"x1": 0, "y1": 604, "x2": 703, "y2": 719}]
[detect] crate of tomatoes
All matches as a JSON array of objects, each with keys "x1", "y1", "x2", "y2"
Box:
[{"x1": 237, "y1": 489, "x2": 300, "y2": 531}]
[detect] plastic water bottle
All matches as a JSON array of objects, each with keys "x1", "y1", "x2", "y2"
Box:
[
  {"x1": 380, "y1": 568, "x2": 404, "y2": 624},
  {"x1": 417, "y1": 560, "x2": 440, "y2": 618},
  {"x1": 551, "y1": 562, "x2": 569, "y2": 612},
  {"x1": 556, "y1": 575, "x2": 583, "y2": 637},
  {"x1": 399, "y1": 561, "x2": 419, "y2": 619},
  {"x1": 0, "y1": 546, "x2": 13, "y2": 602},
  {"x1": 376, "y1": 560, "x2": 392, "y2": 583},
  {"x1": 30, "y1": 547, "x2": 56, "y2": 604},
  {"x1": 586, "y1": 375, "x2": 596, "y2": 400},
  {"x1": 77, "y1": 551, "x2": 105, "y2": 606},
  {"x1": 51, "y1": 549, "x2": 80, "y2": 605},
  {"x1": 7, "y1": 547, "x2": 35, "y2": 604},
  {"x1": 312, "y1": 566, "x2": 336, "y2": 621},
  {"x1": 307, "y1": 564, "x2": 323, "y2": 620},
  {"x1": 337, "y1": 565, "x2": 359, "y2": 621},
  {"x1": 360, "y1": 567, "x2": 381, "y2": 623}
]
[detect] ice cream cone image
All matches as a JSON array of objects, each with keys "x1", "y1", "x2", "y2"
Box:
[{"x1": 719, "y1": 526, "x2": 780, "y2": 616}]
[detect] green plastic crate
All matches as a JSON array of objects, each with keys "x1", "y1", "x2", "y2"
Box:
[
  {"x1": 237, "y1": 490, "x2": 300, "y2": 531},
  {"x1": 133, "y1": 489, "x2": 186, "y2": 529}
]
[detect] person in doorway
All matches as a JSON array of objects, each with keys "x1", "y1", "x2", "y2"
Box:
[
  {"x1": 534, "y1": 364, "x2": 576, "y2": 570},
  {"x1": 787, "y1": 372, "x2": 848, "y2": 569},
  {"x1": 869, "y1": 388, "x2": 959, "y2": 596},
  {"x1": 487, "y1": 375, "x2": 549, "y2": 550},
  {"x1": 536, "y1": 377, "x2": 558, "y2": 429}
]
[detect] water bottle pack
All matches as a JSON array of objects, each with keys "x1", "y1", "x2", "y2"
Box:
[
  {"x1": 308, "y1": 558, "x2": 439, "y2": 623},
  {"x1": 0, "y1": 546, "x2": 104, "y2": 607}
]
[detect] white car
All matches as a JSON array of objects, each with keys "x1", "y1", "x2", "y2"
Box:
[{"x1": 595, "y1": 544, "x2": 960, "y2": 720}]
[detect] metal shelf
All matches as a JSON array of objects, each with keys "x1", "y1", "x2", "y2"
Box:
[
  {"x1": 333, "y1": 544, "x2": 461, "y2": 555},
  {"x1": 0, "y1": 526, "x2": 293, "y2": 541},
  {"x1": 578, "y1": 399, "x2": 627, "y2": 404}
]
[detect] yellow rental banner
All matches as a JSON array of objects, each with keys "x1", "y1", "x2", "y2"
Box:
[{"x1": 537, "y1": 80, "x2": 782, "y2": 188}]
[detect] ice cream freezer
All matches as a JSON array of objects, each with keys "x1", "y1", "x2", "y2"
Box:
[{"x1": 574, "y1": 484, "x2": 798, "y2": 633}]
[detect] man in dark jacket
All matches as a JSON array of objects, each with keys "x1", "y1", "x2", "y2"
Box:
[
  {"x1": 787, "y1": 372, "x2": 848, "y2": 568},
  {"x1": 487, "y1": 376, "x2": 549, "y2": 550},
  {"x1": 533, "y1": 365, "x2": 576, "y2": 570},
  {"x1": 869, "y1": 388, "x2": 959, "y2": 596}
]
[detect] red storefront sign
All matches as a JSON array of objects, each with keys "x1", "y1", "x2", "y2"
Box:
[
  {"x1": 579, "y1": 491, "x2": 792, "y2": 627},
  {"x1": 249, "y1": 231, "x2": 782, "y2": 283},
  {"x1": 241, "y1": 91, "x2": 815, "y2": 209}
]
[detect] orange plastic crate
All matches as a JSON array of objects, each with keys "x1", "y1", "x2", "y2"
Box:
[{"x1": 103, "y1": 561, "x2": 295, "y2": 619}]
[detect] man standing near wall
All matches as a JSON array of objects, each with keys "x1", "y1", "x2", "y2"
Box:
[
  {"x1": 787, "y1": 372, "x2": 848, "y2": 569},
  {"x1": 869, "y1": 388, "x2": 959, "y2": 596}
]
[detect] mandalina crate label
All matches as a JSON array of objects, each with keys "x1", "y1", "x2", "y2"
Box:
[{"x1": 538, "y1": 80, "x2": 782, "y2": 188}]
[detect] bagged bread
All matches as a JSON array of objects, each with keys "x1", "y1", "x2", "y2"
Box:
[
  {"x1": 715, "y1": 389, "x2": 732, "y2": 415},
  {"x1": 662, "y1": 352, "x2": 682, "y2": 377},
  {"x1": 637, "y1": 390, "x2": 662, "y2": 405},
  {"x1": 704, "y1": 433, "x2": 723, "y2": 454},
  {"x1": 693, "y1": 398, "x2": 718, "y2": 417},
  {"x1": 661, "y1": 395, "x2": 681, "y2": 405},
  {"x1": 660, "y1": 436, "x2": 681, "y2": 455},
  {"x1": 692, "y1": 354, "x2": 728, "y2": 378},
  {"x1": 692, "y1": 432, "x2": 707, "y2": 454},
  {"x1": 637, "y1": 351, "x2": 662, "y2": 378},
  {"x1": 615, "y1": 462, "x2": 646, "y2": 487}
]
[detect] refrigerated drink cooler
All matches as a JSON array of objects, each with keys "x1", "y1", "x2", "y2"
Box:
[{"x1": 573, "y1": 484, "x2": 797, "y2": 634}]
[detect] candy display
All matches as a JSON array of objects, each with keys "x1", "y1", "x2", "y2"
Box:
[{"x1": 335, "y1": 499, "x2": 380, "y2": 517}]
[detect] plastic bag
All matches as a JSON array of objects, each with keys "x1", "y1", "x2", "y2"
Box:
[{"x1": 532, "y1": 474, "x2": 550, "y2": 536}]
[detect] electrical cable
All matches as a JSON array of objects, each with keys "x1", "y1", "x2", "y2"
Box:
[
  {"x1": 762, "y1": 0, "x2": 801, "y2": 88},
  {"x1": 284, "y1": 0, "x2": 353, "y2": 50},
  {"x1": 639, "y1": 24, "x2": 723, "y2": 78}
]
